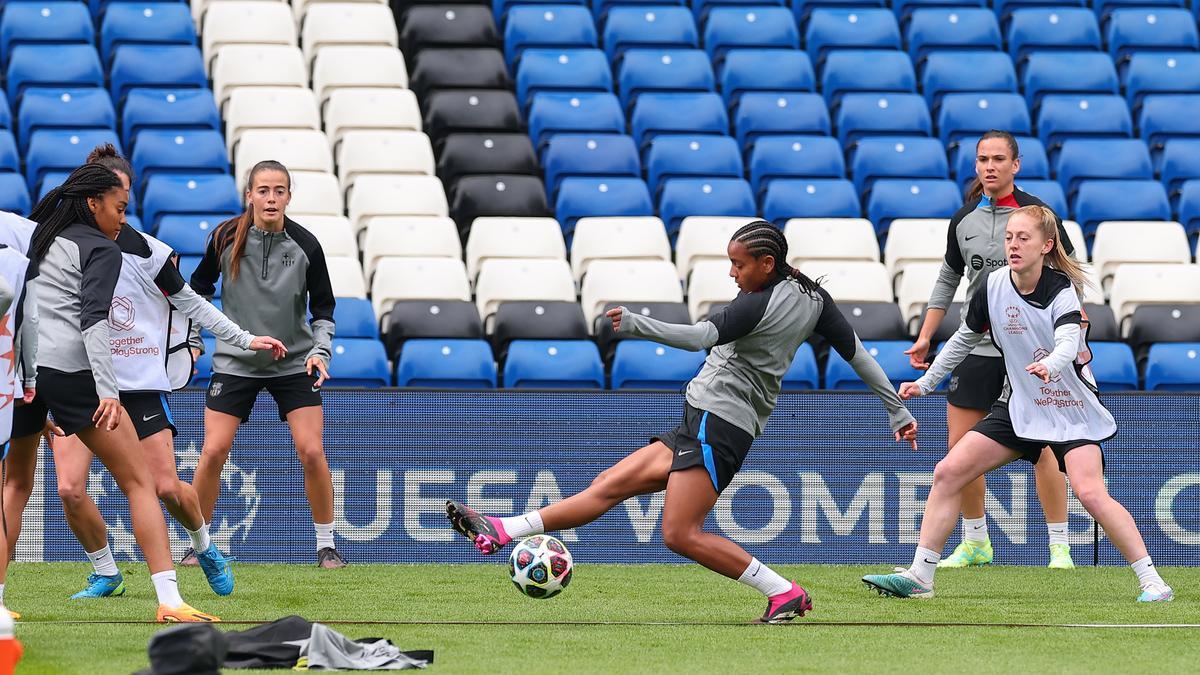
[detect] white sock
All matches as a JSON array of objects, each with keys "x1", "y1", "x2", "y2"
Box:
[
  {"x1": 86, "y1": 546, "x2": 119, "y2": 577},
  {"x1": 963, "y1": 516, "x2": 989, "y2": 543},
  {"x1": 909, "y1": 547, "x2": 940, "y2": 586},
  {"x1": 0, "y1": 584, "x2": 5, "y2": 605},
  {"x1": 186, "y1": 522, "x2": 212, "y2": 553},
  {"x1": 315, "y1": 522, "x2": 335, "y2": 551},
  {"x1": 1132, "y1": 556, "x2": 1166, "y2": 588},
  {"x1": 737, "y1": 557, "x2": 793, "y2": 597},
  {"x1": 1047, "y1": 522, "x2": 1069, "y2": 547},
  {"x1": 499, "y1": 511, "x2": 545, "y2": 539},
  {"x1": 151, "y1": 570, "x2": 184, "y2": 609}
]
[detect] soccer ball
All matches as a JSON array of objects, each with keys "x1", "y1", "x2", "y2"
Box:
[{"x1": 508, "y1": 535, "x2": 573, "y2": 599}]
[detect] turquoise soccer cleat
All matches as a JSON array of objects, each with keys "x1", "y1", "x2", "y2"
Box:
[
  {"x1": 196, "y1": 546, "x2": 235, "y2": 596},
  {"x1": 938, "y1": 540, "x2": 993, "y2": 568},
  {"x1": 862, "y1": 570, "x2": 934, "y2": 599},
  {"x1": 70, "y1": 573, "x2": 125, "y2": 599},
  {"x1": 1137, "y1": 583, "x2": 1174, "y2": 603}
]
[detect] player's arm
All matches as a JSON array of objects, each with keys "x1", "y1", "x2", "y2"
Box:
[
  {"x1": 611, "y1": 289, "x2": 768, "y2": 351},
  {"x1": 154, "y1": 259, "x2": 254, "y2": 350},
  {"x1": 303, "y1": 239, "x2": 337, "y2": 367},
  {"x1": 16, "y1": 267, "x2": 38, "y2": 391},
  {"x1": 911, "y1": 282, "x2": 989, "y2": 395}
]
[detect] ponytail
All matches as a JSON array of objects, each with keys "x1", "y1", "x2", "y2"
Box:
[
  {"x1": 28, "y1": 164, "x2": 122, "y2": 262},
  {"x1": 965, "y1": 129, "x2": 1020, "y2": 204},
  {"x1": 730, "y1": 220, "x2": 820, "y2": 294},
  {"x1": 1011, "y1": 205, "x2": 1094, "y2": 296}
]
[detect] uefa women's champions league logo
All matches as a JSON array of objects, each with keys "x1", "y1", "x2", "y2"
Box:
[{"x1": 1003, "y1": 305, "x2": 1026, "y2": 335}]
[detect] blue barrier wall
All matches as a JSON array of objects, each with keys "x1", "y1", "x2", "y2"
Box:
[{"x1": 29, "y1": 391, "x2": 1200, "y2": 566}]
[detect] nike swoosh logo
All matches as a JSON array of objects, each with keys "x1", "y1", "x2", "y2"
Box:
[
  {"x1": 311, "y1": 385, "x2": 321, "y2": 393},
  {"x1": 677, "y1": 449, "x2": 694, "y2": 456},
  {"x1": 142, "y1": 413, "x2": 160, "y2": 422},
  {"x1": 965, "y1": 235, "x2": 979, "y2": 241},
  {"x1": 923, "y1": 558, "x2": 938, "y2": 565}
]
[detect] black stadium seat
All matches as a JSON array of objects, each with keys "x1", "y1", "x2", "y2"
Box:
[
  {"x1": 437, "y1": 133, "x2": 538, "y2": 190},
  {"x1": 423, "y1": 89, "x2": 521, "y2": 149},
  {"x1": 384, "y1": 299, "x2": 483, "y2": 358},
  {"x1": 400, "y1": 6, "x2": 499, "y2": 54},
  {"x1": 1127, "y1": 304, "x2": 1200, "y2": 364},
  {"x1": 390, "y1": 0, "x2": 486, "y2": 23},
  {"x1": 409, "y1": 48, "x2": 510, "y2": 99},
  {"x1": 839, "y1": 301, "x2": 909, "y2": 341},
  {"x1": 1083, "y1": 303, "x2": 1119, "y2": 342},
  {"x1": 595, "y1": 301, "x2": 692, "y2": 360},
  {"x1": 931, "y1": 302, "x2": 964, "y2": 344},
  {"x1": 491, "y1": 301, "x2": 589, "y2": 357},
  {"x1": 449, "y1": 175, "x2": 551, "y2": 238}
]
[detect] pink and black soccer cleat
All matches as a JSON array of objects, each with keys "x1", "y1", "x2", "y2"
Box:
[
  {"x1": 755, "y1": 582, "x2": 812, "y2": 624},
  {"x1": 445, "y1": 500, "x2": 512, "y2": 555}
]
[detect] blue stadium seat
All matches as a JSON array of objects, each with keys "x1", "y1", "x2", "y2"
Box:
[
  {"x1": 994, "y1": 0, "x2": 1088, "y2": 22},
  {"x1": 610, "y1": 339, "x2": 706, "y2": 388},
  {"x1": 1086, "y1": 342, "x2": 1137, "y2": 391},
  {"x1": 542, "y1": 133, "x2": 641, "y2": 195},
  {"x1": 1072, "y1": 179, "x2": 1169, "y2": 234},
  {"x1": 602, "y1": 6, "x2": 698, "y2": 61},
  {"x1": 130, "y1": 130, "x2": 229, "y2": 196},
  {"x1": 1123, "y1": 52, "x2": 1200, "y2": 112},
  {"x1": 804, "y1": 8, "x2": 899, "y2": 66},
  {"x1": 825, "y1": 340, "x2": 923, "y2": 389},
  {"x1": 1053, "y1": 138, "x2": 1152, "y2": 198},
  {"x1": 25, "y1": 129, "x2": 121, "y2": 192},
  {"x1": 503, "y1": 339, "x2": 604, "y2": 388},
  {"x1": 951, "y1": 135, "x2": 1048, "y2": 183},
  {"x1": 0, "y1": 90, "x2": 10, "y2": 129},
  {"x1": 527, "y1": 92, "x2": 625, "y2": 148},
  {"x1": 6, "y1": 44, "x2": 103, "y2": 101},
  {"x1": 920, "y1": 51, "x2": 1017, "y2": 108},
  {"x1": 1160, "y1": 139, "x2": 1200, "y2": 196},
  {"x1": 820, "y1": 49, "x2": 915, "y2": 104},
  {"x1": 719, "y1": 49, "x2": 814, "y2": 107},
  {"x1": 849, "y1": 137, "x2": 948, "y2": 196},
  {"x1": 1174, "y1": 180, "x2": 1200, "y2": 237},
  {"x1": 793, "y1": 0, "x2": 887, "y2": 24},
  {"x1": 109, "y1": 45, "x2": 206, "y2": 102},
  {"x1": 761, "y1": 178, "x2": 860, "y2": 225},
  {"x1": 35, "y1": 169, "x2": 71, "y2": 201},
  {"x1": 395, "y1": 338, "x2": 496, "y2": 388},
  {"x1": 781, "y1": 341, "x2": 818, "y2": 390},
  {"x1": 142, "y1": 174, "x2": 241, "y2": 230},
  {"x1": 555, "y1": 177, "x2": 654, "y2": 230},
  {"x1": 646, "y1": 135, "x2": 741, "y2": 195},
  {"x1": 156, "y1": 215, "x2": 227, "y2": 255},
  {"x1": 16, "y1": 88, "x2": 116, "y2": 154},
  {"x1": 905, "y1": 8, "x2": 1000, "y2": 61},
  {"x1": 120, "y1": 88, "x2": 221, "y2": 149},
  {"x1": 124, "y1": 213, "x2": 145, "y2": 232},
  {"x1": 0, "y1": 173, "x2": 30, "y2": 215},
  {"x1": 748, "y1": 135, "x2": 844, "y2": 194},
  {"x1": 733, "y1": 92, "x2": 830, "y2": 148},
  {"x1": 1105, "y1": 9, "x2": 1198, "y2": 66},
  {"x1": 595, "y1": 0, "x2": 687, "y2": 22},
  {"x1": 1138, "y1": 94, "x2": 1200, "y2": 151},
  {"x1": 1092, "y1": 0, "x2": 1186, "y2": 23},
  {"x1": 629, "y1": 92, "x2": 727, "y2": 148},
  {"x1": 1144, "y1": 343, "x2": 1200, "y2": 391},
  {"x1": 1036, "y1": 94, "x2": 1133, "y2": 150},
  {"x1": 516, "y1": 49, "x2": 612, "y2": 110},
  {"x1": 936, "y1": 93, "x2": 1030, "y2": 146},
  {"x1": 0, "y1": 132, "x2": 17, "y2": 173},
  {"x1": 494, "y1": 0, "x2": 587, "y2": 24},
  {"x1": 1021, "y1": 52, "x2": 1118, "y2": 110},
  {"x1": 865, "y1": 179, "x2": 959, "y2": 234},
  {"x1": 504, "y1": 5, "x2": 598, "y2": 68},
  {"x1": 99, "y1": 2, "x2": 195, "y2": 64},
  {"x1": 1005, "y1": 8, "x2": 1101, "y2": 63},
  {"x1": 658, "y1": 177, "x2": 756, "y2": 233},
  {"x1": 692, "y1": 0, "x2": 787, "y2": 25},
  {"x1": 328, "y1": 339, "x2": 389, "y2": 387},
  {"x1": 1013, "y1": 178, "x2": 1066, "y2": 216},
  {"x1": 331, "y1": 298, "x2": 379, "y2": 340},
  {"x1": 704, "y1": 7, "x2": 798, "y2": 62},
  {"x1": 834, "y1": 93, "x2": 931, "y2": 145},
  {"x1": 892, "y1": 0, "x2": 985, "y2": 23},
  {"x1": 616, "y1": 48, "x2": 714, "y2": 111},
  {"x1": 0, "y1": 2, "x2": 93, "y2": 66}
]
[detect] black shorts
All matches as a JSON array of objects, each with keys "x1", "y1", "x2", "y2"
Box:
[
  {"x1": 121, "y1": 392, "x2": 177, "y2": 440},
  {"x1": 945, "y1": 354, "x2": 1006, "y2": 412},
  {"x1": 11, "y1": 395, "x2": 48, "y2": 439},
  {"x1": 653, "y1": 403, "x2": 754, "y2": 493},
  {"x1": 206, "y1": 372, "x2": 322, "y2": 422},
  {"x1": 972, "y1": 401, "x2": 1104, "y2": 473},
  {"x1": 37, "y1": 368, "x2": 102, "y2": 437}
]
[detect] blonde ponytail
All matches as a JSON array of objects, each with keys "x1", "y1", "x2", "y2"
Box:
[{"x1": 1011, "y1": 205, "x2": 1094, "y2": 296}]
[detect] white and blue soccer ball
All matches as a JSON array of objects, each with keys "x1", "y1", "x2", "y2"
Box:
[{"x1": 508, "y1": 535, "x2": 573, "y2": 599}]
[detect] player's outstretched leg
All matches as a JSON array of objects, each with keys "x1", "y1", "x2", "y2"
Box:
[{"x1": 1035, "y1": 447, "x2": 1074, "y2": 570}]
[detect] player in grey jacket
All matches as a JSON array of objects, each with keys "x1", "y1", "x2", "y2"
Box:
[
  {"x1": 185, "y1": 160, "x2": 346, "y2": 569},
  {"x1": 446, "y1": 221, "x2": 918, "y2": 624}
]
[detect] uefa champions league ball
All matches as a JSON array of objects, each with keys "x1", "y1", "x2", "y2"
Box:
[{"x1": 508, "y1": 535, "x2": 573, "y2": 599}]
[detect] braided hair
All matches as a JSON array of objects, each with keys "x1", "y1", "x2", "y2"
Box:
[
  {"x1": 730, "y1": 220, "x2": 820, "y2": 293},
  {"x1": 28, "y1": 163, "x2": 123, "y2": 262}
]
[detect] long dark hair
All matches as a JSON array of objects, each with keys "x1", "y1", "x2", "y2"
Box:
[
  {"x1": 212, "y1": 160, "x2": 291, "y2": 282},
  {"x1": 28, "y1": 164, "x2": 123, "y2": 262},
  {"x1": 731, "y1": 220, "x2": 820, "y2": 294},
  {"x1": 86, "y1": 142, "x2": 134, "y2": 184},
  {"x1": 965, "y1": 130, "x2": 1019, "y2": 204}
]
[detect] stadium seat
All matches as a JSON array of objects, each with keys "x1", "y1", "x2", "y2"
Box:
[
  {"x1": 594, "y1": 300, "x2": 690, "y2": 355},
  {"x1": 718, "y1": 49, "x2": 815, "y2": 108},
  {"x1": 399, "y1": 5, "x2": 499, "y2": 54},
  {"x1": 580, "y1": 259, "x2": 683, "y2": 325},
  {"x1": 297, "y1": 215, "x2": 359, "y2": 260},
  {"x1": 1124, "y1": 53, "x2": 1200, "y2": 112},
  {"x1": 1139, "y1": 94, "x2": 1200, "y2": 152},
  {"x1": 504, "y1": 6, "x2": 597, "y2": 68},
  {"x1": 920, "y1": 51, "x2": 1017, "y2": 108},
  {"x1": 805, "y1": 8, "x2": 900, "y2": 64},
  {"x1": 1128, "y1": 305, "x2": 1200, "y2": 364},
  {"x1": 1083, "y1": 302, "x2": 1118, "y2": 341},
  {"x1": 26, "y1": 130, "x2": 121, "y2": 192},
  {"x1": 883, "y1": 218, "x2": 949, "y2": 288},
  {"x1": 617, "y1": 49, "x2": 714, "y2": 112},
  {"x1": 1143, "y1": 343, "x2": 1200, "y2": 391},
  {"x1": 1105, "y1": 9, "x2": 1198, "y2": 66},
  {"x1": 141, "y1": 174, "x2": 237, "y2": 231},
  {"x1": 130, "y1": 130, "x2": 228, "y2": 198},
  {"x1": 327, "y1": 339, "x2": 389, "y2": 388},
  {"x1": 762, "y1": 179, "x2": 860, "y2": 225},
  {"x1": 384, "y1": 300, "x2": 484, "y2": 356},
  {"x1": 611, "y1": 340, "x2": 706, "y2": 389},
  {"x1": 1179, "y1": 180, "x2": 1200, "y2": 237},
  {"x1": 371, "y1": 256, "x2": 471, "y2": 320},
  {"x1": 1072, "y1": 180, "x2": 1170, "y2": 234},
  {"x1": 450, "y1": 175, "x2": 551, "y2": 237},
  {"x1": 602, "y1": 6, "x2": 697, "y2": 61},
  {"x1": 1053, "y1": 138, "x2": 1150, "y2": 199},
  {"x1": 326, "y1": 257, "x2": 368, "y2": 298},
  {"x1": 0, "y1": 2, "x2": 93, "y2": 66},
  {"x1": 1086, "y1": 342, "x2": 1138, "y2": 391},
  {"x1": 1090, "y1": 220, "x2": 1190, "y2": 287},
  {"x1": 554, "y1": 177, "x2": 653, "y2": 231},
  {"x1": 748, "y1": 136, "x2": 844, "y2": 195},
  {"x1": 225, "y1": 88, "x2": 320, "y2": 153},
  {"x1": 288, "y1": 171, "x2": 344, "y2": 217},
  {"x1": 893, "y1": 0, "x2": 984, "y2": 23},
  {"x1": 517, "y1": 49, "x2": 613, "y2": 111},
  {"x1": 704, "y1": 7, "x2": 799, "y2": 62},
  {"x1": 313, "y1": 46, "x2": 410, "y2": 104},
  {"x1": 645, "y1": 136, "x2": 741, "y2": 195},
  {"x1": 571, "y1": 216, "x2": 670, "y2": 279},
  {"x1": 202, "y1": 2, "x2": 296, "y2": 67},
  {"x1": 1062, "y1": 219, "x2": 1088, "y2": 260},
  {"x1": 733, "y1": 93, "x2": 831, "y2": 148},
  {"x1": 866, "y1": 179, "x2": 960, "y2": 236},
  {"x1": 409, "y1": 48, "x2": 506, "y2": 100},
  {"x1": 825, "y1": 340, "x2": 923, "y2": 388},
  {"x1": 895, "y1": 261, "x2": 965, "y2": 328},
  {"x1": 951, "y1": 135, "x2": 1049, "y2": 184},
  {"x1": 465, "y1": 216, "x2": 566, "y2": 280},
  {"x1": 848, "y1": 137, "x2": 948, "y2": 197},
  {"x1": 1022, "y1": 52, "x2": 1119, "y2": 110},
  {"x1": 0, "y1": 174, "x2": 31, "y2": 215},
  {"x1": 329, "y1": 298, "x2": 378, "y2": 340},
  {"x1": 211, "y1": 45, "x2": 307, "y2": 110},
  {"x1": 1036, "y1": 95, "x2": 1133, "y2": 150},
  {"x1": 395, "y1": 339, "x2": 496, "y2": 388},
  {"x1": 0, "y1": 132, "x2": 17, "y2": 173},
  {"x1": 100, "y1": 3, "x2": 196, "y2": 64},
  {"x1": 783, "y1": 217, "x2": 878, "y2": 264},
  {"x1": 936, "y1": 93, "x2": 1030, "y2": 146},
  {"x1": 491, "y1": 300, "x2": 589, "y2": 357},
  {"x1": 527, "y1": 92, "x2": 624, "y2": 148},
  {"x1": 119, "y1": 88, "x2": 220, "y2": 151},
  {"x1": 362, "y1": 217, "x2": 462, "y2": 281},
  {"x1": 658, "y1": 178, "x2": 756, "y2": 234},
  {"x1": 493, "y1": 0, "x2": 577, "y2": 24},
  {"x1": 474, "y1": 258, "x2": 576, "y2": 321},
  {"x1": 542, "y1": 134, "x2": 640, "y2": 196},
  {"x1": 834, "y1": 93, "x2": 932, "y2": 145},
  {"x1": 674, "y1": 216, "x2": 746, "y2": 278},
  {"x1": 1109, "y1": 263, "x2": 1200, "y2": 325},
  {"x1": 781, "y1": 342, "x2": 818, "y2": 390},
  {"x1": 1005, "y1": 8, "x2": 1100, "y2": 63},
  {"x1": 687, "y1": 259, "x2": 739, "y2": 320},
  {"x1": 339, "y1": 131, "x2": 436, "y2": 193},
  {"x1": 799, "y1": 260, "x2": 892, "y2": 302},
  {"x1": 301, "y1": 3, "x2": 398, "y2": 67},
  {"x1": 325, "y1": 89, "x2": 422, "y2": 148},
  {"x1": 503, "y1": 340, "x2": 604, "y2": 388},
  {"x1": 437, "y1": 133, "x2": 537, "y2": 192},
  {"x1": 904, "y1": 8, "x2": 1000, "y2": 61},
  {"x1": 348, "y1": 175, "x2": 449, "y2": 240},
  {"x1": 820, "y1": 49, "x2": 915, "y2": 104},
  {"x1": 839, "y1": 301, "x2": 909, "y2": 340},
  {"x1": 110, "y1": 45, "x2": 207, "y2": 102},
  {"x1": 6, "y1": 45, "x2": 103, "y2": 101},
  {"x1": 17, "y1": 88, "x2": 116, "y2": 154},
  {"x1": 1014, "y1": 179, "x2": 1067, "y2": 217},
  {"x1": 0, "y1": 91, "x2": 12, "y2": 129},
  {"x1": 234, "y1": 130, "x2": 333, "y2": 192}
]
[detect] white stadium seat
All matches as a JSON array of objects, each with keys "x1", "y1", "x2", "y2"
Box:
[
  {"x1": 895, "y1": 261, "x2": 967, "y2": 328},
  {"x1": 580, "y1": 260, "x2": 682, "y2": 327},
  {"x1": 202, "y1": 2, "x2": 297, "y2": 67},
  {"x1": 312, "y1": 46, "x2": 407, "y2": 104},
  {"x1": 570, "y1": 217, "x2": 670, "y2": 280},
  {"x1": 192, "y1": 0, "x2": 288, "y2": 26},
  {"x1": 212, "y1": 45, "x2": 307, "y2": 110},
  {"x1": 347, "y1": 175, "x2": 449, "y2": 241},
  {"x1": 687, "y1": 260, "x2": 739, "y2": 321},
  {"x1": 225, "y1": 87, "x2": 320, "y2": 154},
  {"x1": 326, "y1": 256, "x2": 367, "y2": 298},
  {"x1": 465, "y1": 217, "x2": 565, "y2": 281},
  {"x1": 287, "y1": 171, "x2": 344, "y2": 216},
  {"x1": 324, "y1": 89, "x2": 422, "y2": 148},
  {"x1": 335, "y1": 131, "x2": 435, "y2": 194},
  {"x1": 675, "y1": 217, "x2": 746, "y2": 280},
  {"x1": 370, "y1": 257, "x2": 470, "y2": 320},
  {"x1": 301, "y1": 3, "x2": 398, "y2": 66},
  {"x1": 1109, "y1": 263, "x2": 1200, "y2": 326},
  {"x1": 784, "y1": 218, "x2": 879, "y2": 265},
  {"x1": 293, "y1": 215, "x2": 357, "y2": 258},
  {"x1": 234, "y1": 130, "x2": 333, "y2": 192},
  {"x1": 800, "y1": 260, "x2": 893, "y2": 304},
  {"x1": 1062, "y1": 220, "x2": 1087, "y2": 262},
  {"x1": 293, "y1": 0, "x2": 388, "y2": 25},
  {"x1": 362, "y1": 216, "x2": 462, "y2": 281},
  {"x1": 1082, "y1": 266, "x2": 1104, "y2": 306},
  {"x1": 474, "y1": 258, "x2": 577, "y2": 321},
  {"x1": 1090, "y1": 221, "x2": 1190, "y2": 290},
  {"x1": 884, "y1": 219, "x2": 949, "y2": 292}
]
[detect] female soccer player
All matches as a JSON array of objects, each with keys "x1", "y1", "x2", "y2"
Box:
[
  {"x1": 26, "y1": 164, "x2": 218, "y2": 621},
  {"x1": 864, "y1": 206, "x2": 1173, "y2": 603},
  {"x1": 447, "y1": 221, "x2": 919, "y2": 623},
  {"x1": 50, "y1": 147, "x2": 288, "y2": 600},
  {"x1": 905, "y1": 130, "x2": 1076, "y2": 569},
  {"x1": 185, "y1": 160, "x2": 344, "y2": 568}
]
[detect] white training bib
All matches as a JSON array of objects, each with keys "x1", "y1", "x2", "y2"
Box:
[
  {"x1": 984, "y1": 268, "x2": 1117, "y2": 443},
  {"x1": 0, "y1": 246, "x2": 29, "y2": 444}
]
